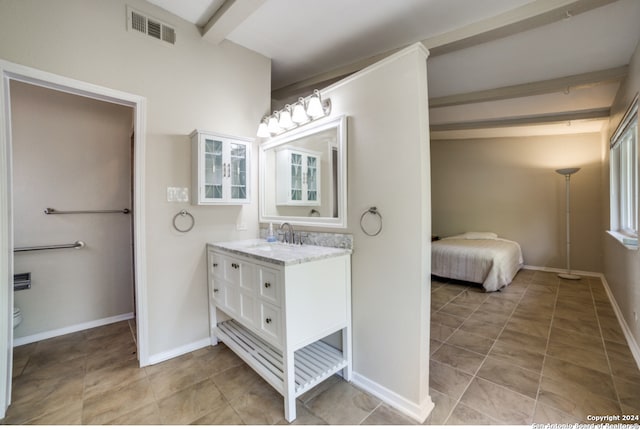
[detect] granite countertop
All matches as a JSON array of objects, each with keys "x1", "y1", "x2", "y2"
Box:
[{"x1": 209, "y1": 239, "x2": 352, "y2": 266}]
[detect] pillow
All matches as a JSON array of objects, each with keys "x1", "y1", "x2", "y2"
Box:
[{"x1": 460, "y1": 232, "x2": 498, "y2": 240}]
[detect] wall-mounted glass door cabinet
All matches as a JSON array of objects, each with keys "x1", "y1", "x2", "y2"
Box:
[
  {"x1": 191, "y1": 130, "x2": 252, "y2": 205},
  {"x1": 276, "y1": 147, "x2": 321, "y2": 206}
]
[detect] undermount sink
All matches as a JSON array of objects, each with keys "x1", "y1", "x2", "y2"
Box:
[
  {"x1": 244, "y1": 241, "x2": 296, "y2": 251},
  {"x1": 211, "y1": 239, "x2": 352, "y2": 266}
]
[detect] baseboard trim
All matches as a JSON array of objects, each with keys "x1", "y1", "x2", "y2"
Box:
[
  {"x1": 351, "y1": 372, "x2": 434, "y2": 423},
  {"x1": 523, "y1": 265, "x2": 640, "y2": 370},
  {"x1": 599, "y1": 276, "x2": 640, "y2": 369},
  {"x1": 13, "y1": 312, "x2": 134, "y2": 347},
  {"x1": 146, "y1": 337, "x2": 211, "y2": 366},
  {"x1": 522, "y1": 265, "x2": 602, "y2": 278}
]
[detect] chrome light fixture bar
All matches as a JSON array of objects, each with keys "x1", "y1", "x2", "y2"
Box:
[{"x1": 256, "y1": 89, "x2": 331, "y2": 137}]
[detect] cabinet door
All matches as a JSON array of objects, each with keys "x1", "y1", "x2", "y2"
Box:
[
  {"x1": 305, "y1": 155, "x2": 319, "y2": 203},
  {"x1": 203, "y1": 137, "x2": 224, "y2": 202},
  {"x1": 228, "y1": 142, "x2": 248, "y2": 202},
  {"x1": 290, "y1": 152, "x2": 303, "y2": 202}
]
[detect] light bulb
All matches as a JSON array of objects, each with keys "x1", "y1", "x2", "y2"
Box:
[
  {"x1": 306, "y1": 90, "x2": 325, "y2": 118},
  {"x1": 257, "y1": 118, "x2": 270, "y2": 137},
  {"x1": 292, "y1": 99, "x2": 309, "y2": 124},
  {"x1": 278, "y1": 105, "x2": 294, "y2": 129},
  {"x1": 267, "y1": 114, "x2": 281, "y2": 134}
]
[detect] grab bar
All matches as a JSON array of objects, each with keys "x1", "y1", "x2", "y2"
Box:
[
  {"x1": 44, "y1": 208, "x2": 130, "y2": 215},
  {"x1": 14, "y1": 241, "x2": 85, "y2": 253}
]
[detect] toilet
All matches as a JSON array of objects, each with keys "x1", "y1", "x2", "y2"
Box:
[{"x1": 13, "y1": 307, "x2": 22, "y2": 329}]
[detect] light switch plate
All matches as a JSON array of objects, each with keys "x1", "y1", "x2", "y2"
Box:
[
  {"x1": 177, "y1": 187, "x2": 189, "y2": 202},
  {"x1": 167, "y1": 187, "x2": 178, "y2": 202},
  {"x1": 167, "y1": 187, "x2": 189, "y2": 202}
]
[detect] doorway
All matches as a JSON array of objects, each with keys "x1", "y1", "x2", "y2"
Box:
[
  {"x1": 10, "y1": 80, "x2": 135, "y2": 346},
  {"x1": 0, "y1": 60, "x2": 149, "y2": 418}
]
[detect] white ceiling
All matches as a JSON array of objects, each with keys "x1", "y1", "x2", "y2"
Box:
[
  {"x1": 145, "y1": 0, "x2": 640, "y2": 138},
  {"x1": 223, "y1": 0, "x2": 534, "y2": 89}
]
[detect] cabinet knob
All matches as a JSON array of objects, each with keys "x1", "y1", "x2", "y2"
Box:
[
  {"x1": 264, "y1": 282, "x2": 271, "y2": 288},
  {"x1": 231, "y1": 263, "x2": 239, "y2": 269},
  {"x1": 212, "y1": 263, "x2": 218, "y2": 268},
  {"x1": 265, "y1": 318, "x2": 272, "y2": 324},
  {"x1": 213, "y1": 288, "x2": 219, "y2": 293}
]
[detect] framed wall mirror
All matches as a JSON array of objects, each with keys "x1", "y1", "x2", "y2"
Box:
[{"x1": 259, "y1": 115, "x2": 347, "y2": 228}]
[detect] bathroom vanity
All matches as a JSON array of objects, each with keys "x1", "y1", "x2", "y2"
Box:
[{"x1": 206, "y1": 239, "x2": 352, "y2": 422}]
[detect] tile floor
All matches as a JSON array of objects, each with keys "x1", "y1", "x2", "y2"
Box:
[
  {"x1": 430, "y1": 269, "x2": 640, "y2": 425},
  {"x1": 2, "y1": 269, "x2": 639, "y2": 425}
]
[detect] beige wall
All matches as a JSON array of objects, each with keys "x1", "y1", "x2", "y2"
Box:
[
  {"x1": 11, "y1": 81, "x2": 134, "y2": 339},
  {"x1": 0, "y1": 0, "x2": 270, "y2": 360},
  {"x1": 324, "y1": 44, "x2": 433, "y2": 419},
  {"x1": 603, "y1": 37, "x2": 640, "y2": 350},
  {"x1": 431, "y1": 133, "x2": 603, "y2": 272}
]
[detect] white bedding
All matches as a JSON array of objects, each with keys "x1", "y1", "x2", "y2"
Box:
[{"x1": 431, "y1": 237, "x2": 523, "y2": 292}]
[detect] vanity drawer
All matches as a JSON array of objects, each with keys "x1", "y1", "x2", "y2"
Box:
[
  {"x1": 222, "y1": 281, "x2": 240, "y2": 317},
  {"x1": 258, "y1": 267, "x2": 280, "y2": 305},
  {"x1": 208, "y1": 250, "x2": 223, "y2": 277},
  {"x1": 258, "y1": 302, "x2": 282, "y2": 346},
  {"x1": 210, "y1": 278, "x2": 226, "y2": 306},
  {"x1": 224, "y1": 256, "x2": 256, "y2": 291},
  {"x1": 239, "y1": 291, "x2": 258, "y2": 326}
]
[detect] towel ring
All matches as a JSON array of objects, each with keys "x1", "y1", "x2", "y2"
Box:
[
  {"x1": 173, "y1": 210, "x2": 195, "y2": 233},
  {"x1": 360, "y1": 206, "x2": 383, "y2": 236}
]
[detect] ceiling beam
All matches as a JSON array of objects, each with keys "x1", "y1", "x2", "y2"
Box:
[
  {"x1": 424, "y1": 0, "x2": 617, "y2": 56},
  {"x1": 430, "y1": 107, "x2": 611, "y2": 131},
  {"x1": 430, "y1": 66, "x2": 628, "y2": 108},
  {"x1": 202, "y1": 0, "x2": 265, "y2": 45},
  {"x1": 271, "y1": 0, "x2": 617, "y2": 101}
]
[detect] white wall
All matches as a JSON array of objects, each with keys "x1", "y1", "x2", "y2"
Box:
[
  {"x1": 0, "y1": 0, "x2": 270, "y2": 360},
  {"x1": 11, "y1": 81, "x2": 134, "y2": 340},
  {"x1": 603, "y1": 37, "x2": 640, "y2": 353},
  {"x1": 323, "y1": 44, "x2": 433, "y2": 421},
  {"x1": 431, "y1": 133, "x2": 603, "y2": 272}
]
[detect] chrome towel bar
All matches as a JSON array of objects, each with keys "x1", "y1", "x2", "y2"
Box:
[
  {"x1": 44, "y1": 208, "x2": 130, "y2": 215},
  {"x1": 14, "y1": 241, "x2": 85, "y2": 252}
]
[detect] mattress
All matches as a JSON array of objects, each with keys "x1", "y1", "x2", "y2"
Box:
[{"x1": 431, "y1": 236, "x2": 523, "y2": 292}]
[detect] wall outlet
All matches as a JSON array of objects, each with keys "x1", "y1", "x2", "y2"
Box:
[{"x1": 236, "y1": 223, "x2": 247, "y2": 231}]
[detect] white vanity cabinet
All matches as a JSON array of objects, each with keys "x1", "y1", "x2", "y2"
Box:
[
  {"x1": 207, "y1": 241, "x2": 352, "y2": 423},
  {"x1": 276, "y1": 146, "x2": 321, "y2": 206},
  {"x1": 191, "y1": 130, "x2": 252, "y2": 205}
]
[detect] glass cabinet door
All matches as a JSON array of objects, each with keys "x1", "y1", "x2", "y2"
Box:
[
  {"x1": 306, "y1": 156, "x2": 318, "y2": 202},
  {"x1": 229, "y1": 142, "x2": 247, "y2": 200},
  {"x1": 290, "y1": 153, "x2": 303, "y2": 202},
  {"x1": 204, "y1": 138, "x2": 223, "y2": 200}
]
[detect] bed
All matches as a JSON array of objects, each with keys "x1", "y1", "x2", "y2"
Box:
[{"x1": 431, "y1": 232, "x2": 523, "y2": 292}]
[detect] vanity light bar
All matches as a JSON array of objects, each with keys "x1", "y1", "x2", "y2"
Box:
[{"x1": 257, "y1": 90, "x2": 332, "y2": 138}]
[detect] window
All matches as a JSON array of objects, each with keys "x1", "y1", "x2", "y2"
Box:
[{"x1": 610, "y1": 95, "x2": 638, "y2": 246}]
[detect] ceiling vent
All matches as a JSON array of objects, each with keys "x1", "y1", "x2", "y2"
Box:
[{"x1": 127, "y1": 6, "x2": 176, "y2": 45}]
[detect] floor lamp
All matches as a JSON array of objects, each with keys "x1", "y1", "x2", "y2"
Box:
[{"x1": 555, "y1": 167, "x2": 581, "y2": 280}]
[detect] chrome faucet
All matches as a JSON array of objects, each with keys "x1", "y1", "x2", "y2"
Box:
[{"x1": 279, "y1": 222, "x2": 295, "y2": 244}]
